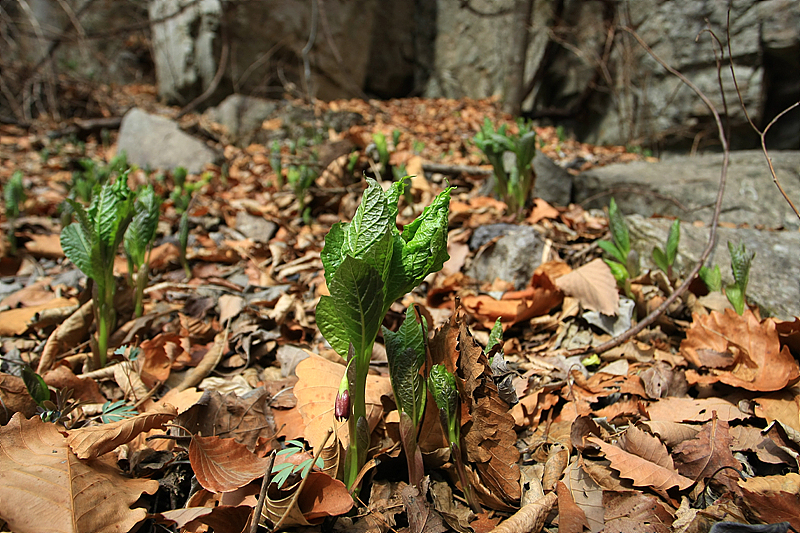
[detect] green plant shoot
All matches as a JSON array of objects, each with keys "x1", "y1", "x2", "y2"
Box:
[
  {"x1": 485, "y1": 318, "x2": 518, "y2": 405},
  {"x1": 60, "y1": 174, "x2": 134, "y2": 368},
  {"x1": 599, "y1": 198, "x2": 638, "y2": 298},
  {"x1": 124, "y1": 185, "x2": 162, "y2": 317},
  {"x1": 725, "y1": 241, "x2": 754, "y2": 315},
  {"x1": 286, "y1": 164, "x2": 317, "y2": 223},
  {"x1": 652, "y1": 219, "x2": 680, "y2": 278},
  {"x1": 4, "y1": 170, "x2": 25, "y2": 254},
  {"x1": 383, "y1": 305, "x2": 427, "y2": 488},
  {"x1": 699, "y1": 264, "x2": 722, "y2": 292},
  {"x1": 428, "y1": 364, "x2": 481, "y2": 513},
  {"x1": 317, "y1": 177, "x2": 451, "y2": 491},
  {"x1": 473, "y1": 118, "x2": 537, "y2": 217},
  {"x1": 372, "y1": 132, "x2": 390, "y2": 176}
]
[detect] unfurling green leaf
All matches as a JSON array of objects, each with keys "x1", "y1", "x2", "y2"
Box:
[
  {"x1": 598, "y1": 239, "x2": 626, "y2": 265},
  {"x1": 652, "y1": 247, "x2": 669, "y2": 274},
  {"x1": 608, "y1": 198, "x2": 630, "y2": 257},
  {"x1": 605, "y1": 259, "x2": 630, "y2": 285},
  {"x1": 728, "y1": 241, "x2": 754, "y2": 294},
  {"x1": 486, "y1": 317, "x2": 504, "y2": 355},
  {"x1": 666, "y1": 219, "x2": 680, "y2": 266},
  {"x1": 124, "y1": 185, "x2": 162, "y2": 270},
  {"x1": 428, "y1": 364, "x2": 458, "y2": 444},
  {"x1": 4, "y1": 171, "x2": 25, "y2": 219},
  {"x1": 383, "y1": 306, "x2": 427, "y2": 427},
  {"x1": 726, "y1": 283, "x2": 745, "y2": 315},
  {"x1": 21, "y1": 365, "x2": 49, "y2": 407},
  {"x1": 700, "y1": 264, "x2": 722, "y2": 292}
]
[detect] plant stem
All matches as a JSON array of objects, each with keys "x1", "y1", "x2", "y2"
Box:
[
  {"x1": 134, "y1": 263, "x2": 149, "y2": 317},
  {"x1": 344, "y1": 351, "x2": 370, "y2": 492},
  {"x1": 452, "y1": 442, "x2": 482, "y2": 514}
]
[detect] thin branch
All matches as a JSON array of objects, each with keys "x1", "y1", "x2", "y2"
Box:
[{"x1": 250, "y1": 451, "x2": 277, "y2": 533}]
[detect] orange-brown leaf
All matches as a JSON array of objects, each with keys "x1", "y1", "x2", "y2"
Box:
[
  {"x1": 67, "y1": 403, "x2": 177, "y2": 459},
  {"x1": 555, "y1": 258, "x2": 618, "y2": 315},
  {"x1": 0, "y1": 413, "x2": 158, "y2": 533},
  {"x1": 189, "y1": 434, "x2": 270, "y2": 492},
  {"x1": 681, "y1": 309, "x2": 800, "y2": 391},
  {"x1": 739, "y1": 473, "x2": 800, "y2": 531},
  {"x1": 672, "y1": 413, "x2": 741, "y2": 494}
]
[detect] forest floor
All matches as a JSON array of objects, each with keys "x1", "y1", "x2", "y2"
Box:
[{"x1": 0, "y1": 84, "x2": 797, "y2": 533}]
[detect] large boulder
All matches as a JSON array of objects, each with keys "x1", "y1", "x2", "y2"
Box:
[
  {"x1": 117, "y1": 108, "x2": 219, "y2": 173},
  {"x1": 573, "y1": 151, "x2": 800, "y2": 230}
]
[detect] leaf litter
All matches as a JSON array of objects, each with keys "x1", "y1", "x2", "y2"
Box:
[{"x1": 0, "y1": 86, "x2": 797, "y2": 533}]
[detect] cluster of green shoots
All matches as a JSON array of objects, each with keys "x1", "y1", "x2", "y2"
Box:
[
  {"x1": 59, "y1": 164, "x2": 208, "y2": 368},
  {"x1": 269, "y1": 139, "x2": 319, "y2": 224},
  {"x1": 600, "y1": 197, "x2": 754, "y2": 314},
  {"x1": 473, "y1": 118, "x2": 537, "y2": 217},
  {"x1": 317, "y1": 176, "x2": 452, "y2": 491},
  {"x1": 170, "y1": 167, "x2": 209, "y2": 278}
]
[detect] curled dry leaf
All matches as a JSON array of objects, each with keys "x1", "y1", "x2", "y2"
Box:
[
  {"x1": 189, "y1": 434, "x2": 270, "y2": 492},
  {"x1": 681, "y1": 309, "x2": 800, "y2": 392},
  {"x1": 586, "y1": 435, "x2": 693, "y2": 498},
  {"x1": 0, "y1": 413, "x2": 158, "y2": 533},
  {"x1": 672, "y1": 413, "x2": 742, "y2": 495},
  {"x1": 555, "y1": 258, "x2": 619, "y2": 315},
  {"x1": 37, "y1": 299, "x2": 93, "y2": 374},
  {"x1": 67, "y1": 402, "x2": 178, "y2": 459},
  {"x1": 294, "y1": 353, "x2": 392, "y2": 450},
  {"x1": 262, "y1": 472, "x2": 353, "y2": 529}
]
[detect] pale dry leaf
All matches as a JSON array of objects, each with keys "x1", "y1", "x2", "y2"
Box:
[
  {"x1": 562, "y1": 459, "x2": 604, "y2": 533},
  {"x1": 67, "y1": 403, "x2": 177, "y2": 459},
  {"x1": 640, "y1": 421, "x2": 699, "y2": 448},
  {"x1": 555, "y1": 258, "x2": 619, "y2": 315},
  {"x1": 556, "y1": 481, "x2": 590, "y2": 533},
  {"x1": 0, "y1": 413, "x2": 158, "y2": 533},
  {"x1": 37, "y1": 299, "x2": 93, "y2": 374},
  {"x1": 619, "y1": 426, "x2": 675, "y2": 470},
  {"x1": 602, "y1": 491, "x2": 674, "y2": 533},
  {"x1": 586, "y1": 436, "x2": 693, "y2": 498},
  {"x1": 189, "y1": 434, "x2": 270, "y2": 492},
  {"x1": 294, "y1": 353, "x2": 392, "y2": 450},
  {"x1": 644, "y1": 397, "x2": 747, "y2": 423}
]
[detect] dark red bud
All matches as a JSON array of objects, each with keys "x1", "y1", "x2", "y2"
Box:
[{"x1": 334, "y1": 389, "x2": 350, "y2": 421}]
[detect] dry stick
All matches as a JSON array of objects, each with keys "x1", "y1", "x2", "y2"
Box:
[
  {"x1": 576, "y1": 27, "x2": 731, "y2": 357},
  {"x1": 489, "y1": 491, "x2": 557, "y2": 533},
  {"x1": 250, "y1": 450, "x2": 277, "y2": 533},
  {"x1": 722, "y1": 9, "x2": 800, "y2": 221}
]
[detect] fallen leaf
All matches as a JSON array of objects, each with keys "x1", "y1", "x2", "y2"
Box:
[
  {"x1": 672, "y1": 413, "x2": 742, "y2": 495},
  {"x1": 602, "y1": 491, "x2": 674, "y2": 533},
  {"x1": 729, "y1": 425, "x2": 797, "y2": 465},
  {"x1": 0, "y1": 373, "x2": 38, "y2": 424},
  {"x1": 618, "y1": 426, "x2": 675, "y2": 471},
  {"x1": 644, "y1": 397, "x2": 747, "y2": 423},
  {"x1": 639, "y1": 421, "x2": 699, "y2": 448},
  {"x1": 294, "y1": 353, "x2": 392, "y2": 450},
  {"x1": 38, "y1": 299, "x2": 94, "y2": 374},
  {"x1": 43, "y1": 365, "x2": 106, "y2": 404},
  {"x1": 555, "y1": 258, "x2": 619, "y2": 315},
  {"x1": 189, "y1": 434, "x2": 270, "y2": 492},
  {"x1": 739, "y1": 473, "x2": 800, "y2": 531},
  {"x1": 557, "y1": 480, "x2": 590, "y2": 533},
  {"x1": 67, "y1": 403, "x2": 178, "y2": 459},
  {"x1": 0, "y1": 297, "x2": 78, "y2": 336},
  {"x1": 681, "y1": 309, "x2": 800, "y2": 391},
  {"x1": 586, "y1": 436, "x2": 693, "y2": 498},
  {"x1": 562, "y1": 459, "x2": 604, "y2": 533},
  {"x1": 0, "y1": 413, "x2": 158, "y2": 533}
]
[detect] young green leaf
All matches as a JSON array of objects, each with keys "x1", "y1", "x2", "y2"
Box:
[
  {"x1": 665, "y1": 219, "x2": 680, "y2": 266},
  {"x1": 726, "y1": 283, "x2": 745, "y2": 315},
  {"x1": 316, "y1": 256, "x2": 384, "y2": 359},
  {"x1": 100, "y1": 400, "x2": 137, "y2": 423},
  {"x1": 428, "y1": 364, "x2": 458, "y2": 444},
  {"x1": 383, "y1": 306, "x2": 427, "y2": 427},
  {"x1": 21, "y1": 365, "x2": 49, "y2": 407},
  {"x1": 608, "y1": 198, "x2": 630, "y2": 257},
  {"x1": 486, "y1": 317, "x2": 504, "y2": 355},
  {"x1": 699, "y1": 264, "x2": 722, "y2": 292},
  {"x1": 124, "y1": 185, "x2": 162, "y2": 269},
  {"x1": 4, "y1": 170, "x2": 24, "y2": 219},
  {"x1": 728, "y1": 241, "x2": 754, "y2": 294},
  {"x1": 604, "y1": 259, "x2": 630, "y2": 285},
  {"x1": 598, "y1": 239, "x2": 627, "y2": 265},
  {"x1": 652, "y1": 246, "x2": 669, "y2": 274}
]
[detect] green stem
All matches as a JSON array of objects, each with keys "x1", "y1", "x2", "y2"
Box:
[
  {"x1": 451, "y1": 442, "x2": 482, "y2": 514},
  {"x1": 344, "y1": 349, "x2": 370, "y2": 492},
  {"x1": 134, "y1": 262, "x2": 149, "y2": 317}
]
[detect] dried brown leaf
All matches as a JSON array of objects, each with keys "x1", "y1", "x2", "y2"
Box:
[
  {"x1": 67, "y1": 403, "x2": 177, "y2": 459},
  {"x1": 0, "y1": 373, "x2": 38, "y2": 424},
  {"x1": 602, "y1": 491, "x2": 673, "y2": 533},
  {"x1": 557, "y1": 481, "x2": 590, "y2": 533},
  {"x1": 555, "y1": 258, "x2": 618, "y2": 315},
  {"x1": 672, "y1": 413, "x2": 742, "y2": 494},
  {"x1": 562, "y1": 459, "x2": 604, "y2": 533},
  {"x1": 586, "y1": 436, "x2": 693, "y2": 498},
  {"x1": 739, "y1": 473, "x2": 800, "y2": 531},
  {"x1": 618, "y1": 426, "x2": 675, "y2": 471},
  {"x1": 644, "y1": 397, "x2": 747, "y2": 423},
  {"x1": 0, "y1": 413, "x2": 158, "y2": 533},
  {"x1": 189, "y1": 434, "x2": 270, "y2": 492}
]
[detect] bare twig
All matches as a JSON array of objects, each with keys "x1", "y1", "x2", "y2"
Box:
[
  {"x1": 250, "y1": 450, "x2": 277, "y2": 533},
  {"x1": 581, "y1": 26, "x2": 731, "y2": 356}
]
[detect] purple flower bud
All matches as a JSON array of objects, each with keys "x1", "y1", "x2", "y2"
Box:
[{"x1": 334, "y1": 389, "x2": 350, "y2": 421}]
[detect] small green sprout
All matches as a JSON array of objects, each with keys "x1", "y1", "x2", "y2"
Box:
[
  {"x1": 473, "y1": 118, "x2": 537, "y2": 217},
  {"x1": 725, "y1": 241, "x2": 754, "y2": 315},
  {"x1": 4, "y1": 170, "x2": 25, "y2": 254},
  {"x1": 272, "y1": 440, "x2": 324, "y2": 488},
  {"x1": 124, "y1": 185, "x2": 162, "y2": 317},
  {"x1": 286, "y1": 164, "x2": 318, "y2": 224},
  {"x1": 60, "y1": 175, "x2": 135, "y2": 368},
  {"x1": 428, "y1": 364, "x2": 481, "y2": 513},
  {"x1": 652, "y1": 219, "x2": 680, "y2": 279},
  {"x1": 100, "y1": 400, "x2": 137, "y2": 423},
  {"x1": 598, "y1": 198, "x2": 638, "y2": 298},
  {"x1": 699, "y1": 264, "x2": 722, "y2": 292}
]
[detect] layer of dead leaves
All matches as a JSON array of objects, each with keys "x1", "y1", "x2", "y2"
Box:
[{"x1": 0, "y1": 84, "x2": 797, "y2": 533}]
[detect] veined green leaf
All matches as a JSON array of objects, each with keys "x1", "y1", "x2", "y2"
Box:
[
  {"x1": 608, "y1": 198, "x2": 630, "y2": 257},
  {"x1": 316, "y1": 256, "x2": 384, "y2": 359},
  {"x1": 726, "y1": 283, "x2": 745, "y2": 315},
  {"x1": 124, "y1": 185, "x2": 162, "y2": 269},
  {"x1": 383, "y1": 306, "x2": 427, "y2": 427},
  {"x1": 486, "y1": 317, "x2": 503, "y2": 355},
  {"x1": 94, "y1": 174, "x2": 133, "y2": 254},
  {"x1": 728, "y1": 241, "x2": 754, "y2": 293},
  {"x1": 345, "y1": 179, "x2": 393, "y2": 259},
  {"x1": 321, "y1": 222, "x2": 347, "y2": 286},
  {"x1": 598, "y1": 239, "x2": 626, "y2": 265},
  {"x1": 699, "y1": 264, "x2": 722, "y2": 292},
  {"x1": 61, "y1": 223, "x2": 96, "y2": 278},
  {"x1": 21, "y1": 365, "x2": 49, "y2": 407},
  {"x1": 428, "y1": 364, "x2": 458, "y2": 443},
  {"x1": 666, "y1": 219, "x2": 680, "y2": 266}
]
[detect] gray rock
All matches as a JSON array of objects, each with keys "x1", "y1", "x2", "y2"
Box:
[
  {"x1": 235, "y1": 211, "x2": 277, "y2": 243},
  {"x1": 467, "y1": 224, "x2": 545, "y2": 290},
  {"x1": 574, "y1": 151, "x2": 800, "y2": 230},
  {"x1": 534, "y1": 153, "x2": 572, "y2": 207},
  {"x1": 117, "y1": 108, "x2": 219, "y2": 173},
  {"x1": 205, "y1": 95, "x2": 278, "y2": 147},
  {"x1": 627, "y1": 214, "x2": 800, "y2": 319}
]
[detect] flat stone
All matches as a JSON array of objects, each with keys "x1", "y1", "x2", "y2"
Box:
[
  {"x1": 117, "y1": 108, "x2": 219, "y2": 173},
  {"x1": 626, "y1": 214, "x2": 800, "y2": 319},
  {"x1": 235, "y1": 211, "x2": 277, "y2": 243},
  {"x1": 574, "y1": 151, "x2": 800, "y2": 230}
]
